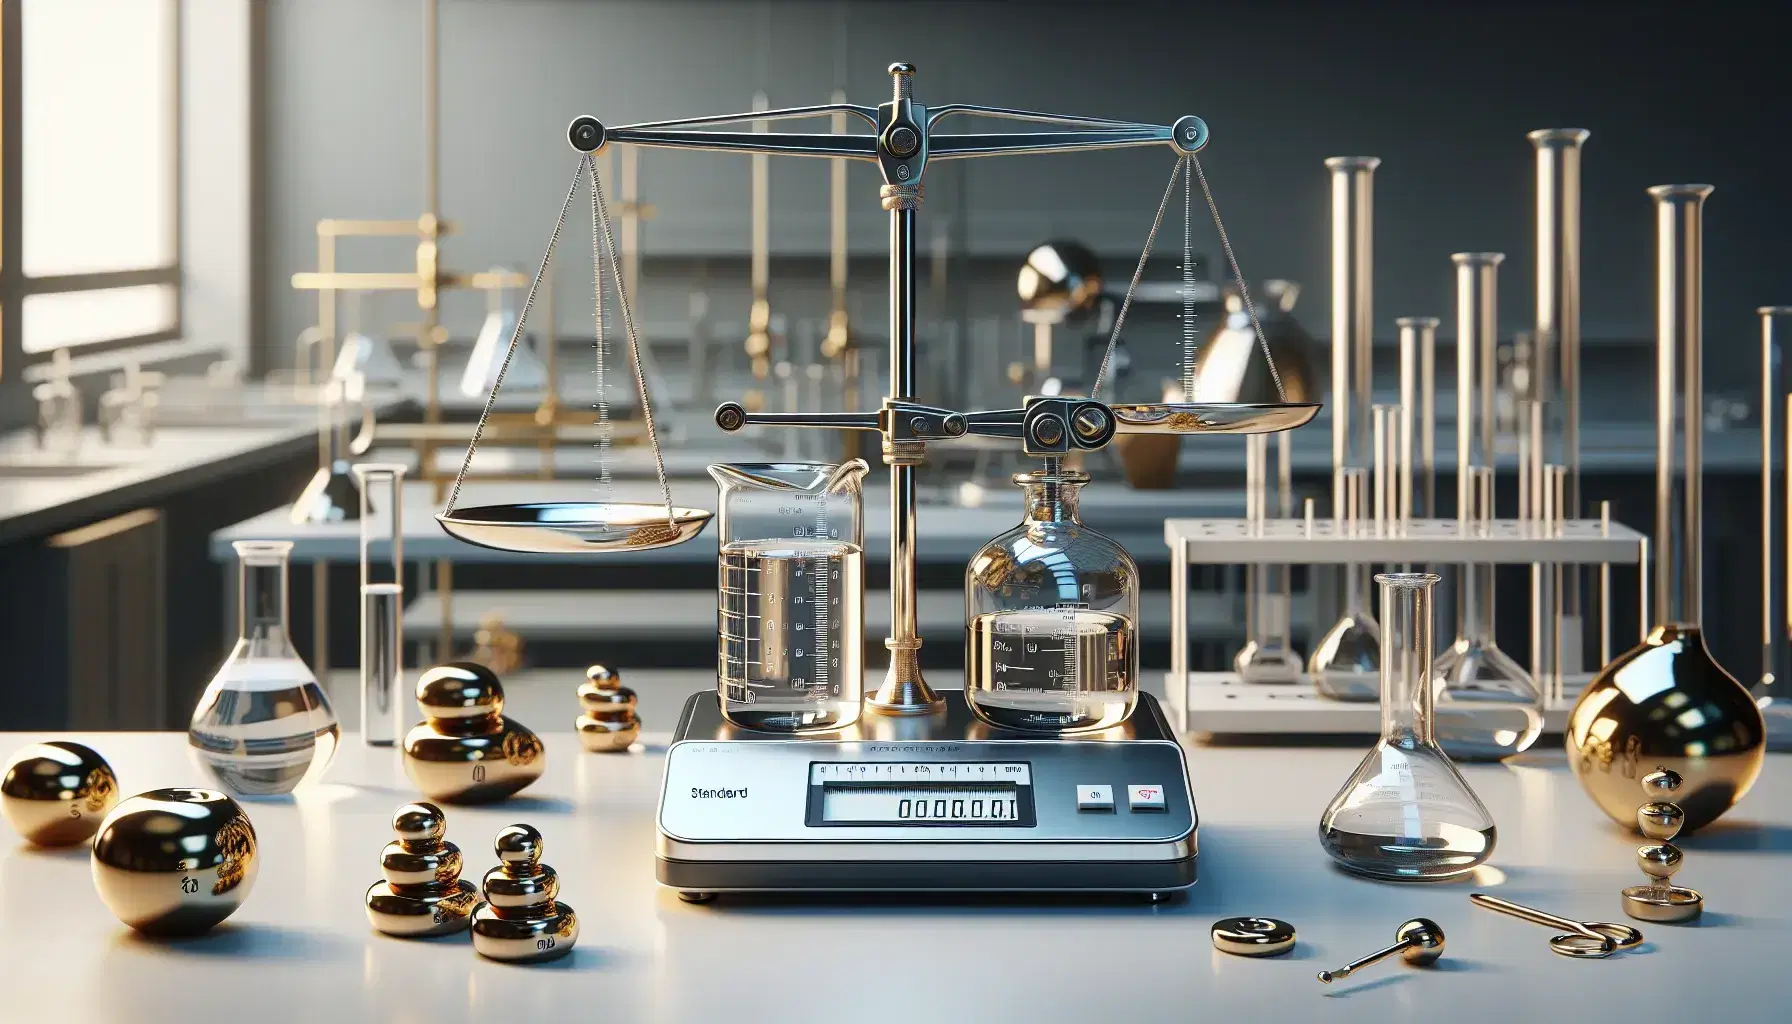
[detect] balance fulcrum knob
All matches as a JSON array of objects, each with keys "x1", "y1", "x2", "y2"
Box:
[{"x1": 1317, "y1": 918, "x2": 1445, "y2": 984}]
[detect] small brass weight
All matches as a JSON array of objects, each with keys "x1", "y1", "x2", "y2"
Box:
[
  {"x1": 1622, "y1": 768, "x2": 1703, "y2": 923},
  {"x1": 471, "y1": 824, "x2": 579, "y2": 963},
  {"x1": 365, "y1": 802, "x2": 481, "y2": 937},
  {"x1": 90, "y1": 788, "x2": 258, "y2": 936},
  {"x1": 403, "y1": 662, "x2": 545, "y2": 804},
  {"x1": 576, "y1": 664, "x2": 641, "y2": 752}
]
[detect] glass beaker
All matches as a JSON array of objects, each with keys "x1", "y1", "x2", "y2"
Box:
[
  {"x1": 1309, "y1": 468, "x2": 1379, "y2": 699},
  {"x1": 709, "y1": 460, "x2": 869, "y2": 732},
  {"x1": 1319, "y1": 573, "x2": 1497, "y2": 881},
  {"x1": 353, "y1": 463, "x2": 407, "y2": 747},
  {"x1": 1433, "y1": 466, "x2": 1542, "y2": 760},
  {"x1": 965, "y1": 460, "x2": 1139, "y2": 733},
  {"x1": 189, "y1": 541, "x2": 341, "y2": 795}
]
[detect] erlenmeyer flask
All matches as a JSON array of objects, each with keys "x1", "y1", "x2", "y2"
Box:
[
  {"x1": 1309, "y1": 469, "x2": 1378, "y2": 699},
  {"x1": 1319, "y1": 572, "x2": 1497, "y2": 881},
  {"x1": 189, "y1": 541, "x2": 340, "y2": 795},
  {"x1": 1432, "y1": 467, "x2": 1543, "y2": 760}
]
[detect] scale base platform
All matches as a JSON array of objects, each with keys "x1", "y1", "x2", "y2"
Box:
[{"x1": 657, "y1": 689, "x2": 1197, "y2": 901}]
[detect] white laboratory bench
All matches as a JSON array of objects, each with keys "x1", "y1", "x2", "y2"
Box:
[{"x1": 2, "y1": 719, "x2": 1788, "y2": 1023}]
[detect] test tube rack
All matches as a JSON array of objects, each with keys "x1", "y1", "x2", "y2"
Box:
[{"x1": 1162, "y1": 515, "x2": 1649, "y2": 735}]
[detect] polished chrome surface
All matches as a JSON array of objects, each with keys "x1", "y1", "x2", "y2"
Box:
[
  {"x1": 365, "y1": 801, "x2": 478, "y2": 938},
  {"x1": 1107, "y1": 402, "x2": 1318, "y2": 435},
  {"x1": 403, "y1": 663, "x2": 545, "y2": 804},
  {"x1": 1566, "y1": 624, "x2": 1764, "y2": 832},
  {"x1": 1469, "y1": 893, "x2": 1639, "y2": 959},
  {"x1": 1318, "y1": 919, "x2": 1444, "y2": 984},
  {"x1": 1017, "y1": 240, "x2": 1103, "y2": 321},
  {"x1": 472, "y1": 825, "x2": 578, "y2": 963},
  {"x1": 437, "y1": 502, "x2": 712, "y2": 554},
  {"x1": 0, "y1": 742, "x2": 118, "y2": 847},
  {"x1": 90, "y1": 788, "x2": 257, "y2": 936},
  {"x1": 576, "y1": 664, "x2": 641, "y2": 752},
  {"x1": 1570, "y1": 185, "x2": 1763, "y2": 832},
  {"x1": 1210, "y1": 916, "x2": 1296, "y2": 958},
  {"x1": 1326, "y1": 157, "x2": 1378, "y2": 499}
]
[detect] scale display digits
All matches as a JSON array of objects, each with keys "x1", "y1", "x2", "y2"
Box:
[{"x1": 805, "y1": 762, "x2": 1037, "y2": 827}]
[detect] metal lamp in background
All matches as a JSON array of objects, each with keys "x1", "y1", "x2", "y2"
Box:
[{"x1": 1565, "y1": 185, "x2": 1765, "y2": 833}]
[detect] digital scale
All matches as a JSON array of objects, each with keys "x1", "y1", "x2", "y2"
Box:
[{"x1": 656, "y1": 690, "x2": 1197, "y2": 901}]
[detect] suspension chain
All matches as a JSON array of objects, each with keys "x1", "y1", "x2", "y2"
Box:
[{"x1": 446, "y1": 156, "x2": 584, "y2": 515}]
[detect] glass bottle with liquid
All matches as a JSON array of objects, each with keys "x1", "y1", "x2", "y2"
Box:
[
  {"x1": 965, "y1": 461, "x2": 1138, "y2": 733},
  {"x1": 1319, "y1": 572, "x2": 1497, "y2": 880},
  {"x1": 709, "y1": 460, "x2": 869, "y2": 733},
  {"x1": 188, "y1": 540, "x2": 341, "y2": 794}
]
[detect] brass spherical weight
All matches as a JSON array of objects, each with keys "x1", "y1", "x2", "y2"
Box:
[
  {"x1": 90, "y1": 788, "x2": 258, "y2": 936},
  {"x1": 1564, "y1": 624, "x2": 1765, "y2": 833},
  {"x1": 1, "y1": 741, "x2": 119, "y2": 846},
  {"x1": 404, "y1": 663, "x2": 545, "y2": 804},
  {"x1": 1636, "y1": 801, "x2": 1685, "y2": 840},
  {"x1": 576, "y1": 664, "x2": 640, "y2": 752}
]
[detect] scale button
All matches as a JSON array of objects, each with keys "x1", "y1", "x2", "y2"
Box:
[
  {"x1": 1127, "y1": 785, "x2": 1167, "y2": 811},
  {"x1": 1076, "y1": 785, "x2": 1115, "y2": 811}
]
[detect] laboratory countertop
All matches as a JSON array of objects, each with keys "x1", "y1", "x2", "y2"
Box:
[
  {"x1": 208, "y1": 478, "x2": 1240, "y2": 564},
  {"x1": 0, "y1": 394, "x2": 400, "y2": 546},
  {"x1": 0, "y1": 726, "x2": 1786, "y2": 1023}
]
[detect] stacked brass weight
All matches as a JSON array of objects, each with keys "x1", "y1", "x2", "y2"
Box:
[
  {"x1": 1, "y1": 741, "x2": 118, "y2": 846},
  {"x1": 404, "y1": 662, "x2": 544, "y2": 804},
  {"x1": 471, "y1": 824, "x2": 579, "y2": 963},
  {"x1": 576, "y1": 664, "x2": 641, "y2": 752},
  {"x1": 90, "y1": 788, "x2": 258, "y2": 936},
  {"x1": 1622, "y1": 769, "x2": 1703, "y2": 923},
  {"x1": 365, "y1": 802, "x2": 481, "y2": 937}
]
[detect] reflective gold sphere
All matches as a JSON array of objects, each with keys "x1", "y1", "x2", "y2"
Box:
[
  {"x1": 90, "y1": 788, "x2": 258, "y2": 936},
  {"x1": 1637, "y1": 801, "x2": 1685, "y2": 840},
  {"x1": 1, "y1": 741, "x2": 118, "y2": 846},
  {"x1": 1565, "y1": 624, "x2": 1765, "y2": 833}
]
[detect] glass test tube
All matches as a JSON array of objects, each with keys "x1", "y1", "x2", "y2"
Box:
[{"x1": 353, "y1": 463, "x2": 406, "y2": 745}]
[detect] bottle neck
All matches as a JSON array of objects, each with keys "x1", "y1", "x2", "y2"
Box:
[
  {"x1": 1378, "y1": 577, "x2": 1437, "y2": 745},
  {"x1": 238, "y1": 556, "x2": 292, "y2": 652},
  {"x1": 1021, "y1": 479, "x2": 1083, "y2": 525}
]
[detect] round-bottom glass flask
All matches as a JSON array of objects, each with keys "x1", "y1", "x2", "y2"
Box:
[{"x1": 965, "y1": 464, "x2": 1138, "y2": 733}]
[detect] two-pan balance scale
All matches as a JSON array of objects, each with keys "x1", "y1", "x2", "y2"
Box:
[{"x1": 438, "y1": 63, "x2": 1317, "y2": 900}]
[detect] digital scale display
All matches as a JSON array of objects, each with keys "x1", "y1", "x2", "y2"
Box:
[{"x1": 805, "y1": 762, "x2": 1036, "y2": 827}]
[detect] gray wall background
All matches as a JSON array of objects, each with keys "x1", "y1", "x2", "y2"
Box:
[{"x1": 263, "y1": 0, "x2": 1790, "y2": 388}]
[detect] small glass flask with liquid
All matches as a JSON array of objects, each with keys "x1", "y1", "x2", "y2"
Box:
[
  {"x1": 709, "y1": 460, "x2": 869, "y2": 733},
  {"x1": 1319, "y1": 572, "x2": 1497, "y2": 880},
  {"x1": 188, "y1": 540, "x2": 341, "y2": 794},
  {"x1": 965, "y1": 460, "x2": 1138, "y2": 733}
]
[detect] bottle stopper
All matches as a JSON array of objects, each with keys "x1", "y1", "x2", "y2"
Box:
[{"x1": 1621, "y1": 768, "x2": 1703, "y2": 923}]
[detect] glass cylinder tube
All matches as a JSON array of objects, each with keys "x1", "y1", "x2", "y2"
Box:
[
  {"x1": 1310, "y1": 468, "x2": 1378, "y2": 699},
  {"x1": 1236, "y1": 434, "x2": 1301, "y2": 684},
  {"x1": 353, "y1": 463, "x2": 406, "y2": 746}
]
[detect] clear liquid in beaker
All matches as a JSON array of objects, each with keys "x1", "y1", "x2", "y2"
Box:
[
  {"x1": 966, "y1": 607, "x2": 1134, "y2": 733},
  {"x1": 188, "y1": 656, "x2": 340, "y2": 795},
  {"x1": 718, "y1": 538, "x2": 862, "y2": 732}
]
